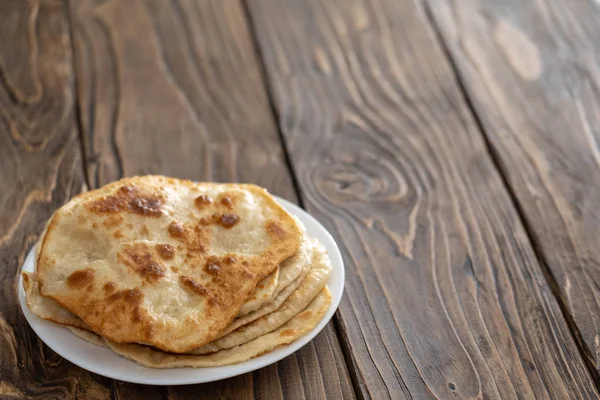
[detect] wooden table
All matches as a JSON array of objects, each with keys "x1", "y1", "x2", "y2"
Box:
[{"x1": 2, "y1": 0, "x2": 600, "y2": 398}]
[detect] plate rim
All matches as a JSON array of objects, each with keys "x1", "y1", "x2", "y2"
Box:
[{"x1": 18, "y1": 196, "x2": 345, "y2": 385}]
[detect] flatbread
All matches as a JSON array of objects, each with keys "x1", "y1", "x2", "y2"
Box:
[
  {"x1": 35, "y1": 176, "x2": 302, "y2": 353},
  {"x1": 206, "y1": 239, "x2": 323, "y2": 340},
  {"x1": 71, "y1": 288, "x2": 331, "y2": 368},
  {"x1": 188, "y1": 243, "x2": 332, "y2": 354},
  {"x1": 69, "y1": 327, "x2": 106, "y2": 347},
  {"x1": 237, "y1": 266, "x2": 279, "y2": 316},
  {"x1": 23, "y1": 236, "x2": 324, "y2": 349},
  {"x1": 28, "y1": 242, "x2": 296, "y2": 325},
  {"x1": 22, "y1": 272, "x2": 87, "y2": 330},
  {"x1": 272, "y1": 231, "x2": 315, "y2": 297},
  {"x1": 236, "y1": 229, "x2": 313, "y2": 317}
]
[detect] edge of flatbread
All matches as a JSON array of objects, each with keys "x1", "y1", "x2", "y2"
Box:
[
  {"x1": 237, "y1": 266, "x2": 279, "y2": 316},
  {"x1": 22, "y1": 272, "x2": 88, "y2": 330},
  {"x1": 189, "y1": 241, "x2": 332, "y2": 354},
  {"x1": 72, "y1": 288, "x2": 331, "y2": 368},
  {"x1": 235, "y1": 217, "x2": 310, "y2": 317},
  {"x1": 22, "y1": 236, "x2": 326, "y2": 355},
  {"x1": 208, "y1": 239, "x2": 320, "y2": 340}
]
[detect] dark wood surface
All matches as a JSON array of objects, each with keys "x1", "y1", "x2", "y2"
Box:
[
  {"x1": 246, "y1": 0, "x2": 600, "y2": 398},
  {"x1": 2, "y1": 0, "x2": 600, "y2": 398},
  {"x1": 425, "y1": 0, "x2": 600, "y2": 377}
]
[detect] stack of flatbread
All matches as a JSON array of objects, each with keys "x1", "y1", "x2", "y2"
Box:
[{"x1": 22, "y1": 176, "x2": 332, "y2": 368}]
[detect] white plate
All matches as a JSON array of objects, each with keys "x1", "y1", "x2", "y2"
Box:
[{"x1": 18, "y1": 197, "x2": 344, "y2": 385}]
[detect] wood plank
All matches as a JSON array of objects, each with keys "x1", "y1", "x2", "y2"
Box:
[
  {"x1": 246, "y1": 0, "x2": 600, "y2": 398},
  {"x1": 0, "y1": 0, "x2": 116, "y2": 398},
  {"x1": 425, "y1": 0, "x2": 600, "y2": 375},
  {"x1": 68, "y1": 0, "x2": 355, "y2": 398}
]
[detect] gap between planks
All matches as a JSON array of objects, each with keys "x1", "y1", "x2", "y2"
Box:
[{"x1": 66, "y1": 0, "x2": 92, "y2": 193}]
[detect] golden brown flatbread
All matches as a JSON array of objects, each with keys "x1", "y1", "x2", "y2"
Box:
[
  {"x1": 236, "y1": 227, "x2": 313, "y2": 317},
  {"x1": 187, "y1": 243, "x2": 331, "y2": 354},
  {"x1": 22, "y1": 236, "x2": 323, "y2": 350},
  {"x1": 205, "y1": 238, "x2": 319, "y2": 340},
  {"x1": 22, "y1": 272, "x2": 87, "y2": 330},
  {"x1": 237, "y1": 266, "x2": 279, "y2": 316},
  {"x1": 35, "y1": 176, "x2": 302, "y2": 353},
  {"x1": 70, "y1": 288, "x2": 331, "y2": 368}
]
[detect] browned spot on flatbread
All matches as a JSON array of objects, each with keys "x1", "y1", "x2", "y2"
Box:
[
  {"x1": 188, "y1": 243, "x2": 205, "y2": 252},
  {"x1": 194, "y1": 194, "x2": 213, "y2": 209},
  {"x1": 199, "y1": 212, "x2": 220, "y2": 226},
  {"x1": 205, "y1": 260, "x2": 221, "y2": 274},
  {"x1": 130, "y1": 197, "x2": 162, "y2": 215},
  {"x1": 182, "y1": 225, "x2": 208, "y2": 254},
  {"x1": 66, "y1": 268, "x2": 95, "y2": 289},
  {"x1": 138, "y1": 261, "x2": 164, "y2": 281},
  {"x1": 132, "y1": 305, "x2": 143, "y2": 322},
  {"x1": 280, "y1": 329, "x2": 296, "y2": 337},
  {"x1": 207, "y1": 292, "x2": 222, "y2": 308},
  {"x1": 179, "y1": 275, "x2": 208, "y2": 296},
  {"x1": 199, "y1": 212, "x2": 240, "y2": 228},
  {"x1": 156, "y1": 244, "x2": 175, "y2": 260},
  {"x1": 224, "y1": 255, "x2": 236, "y2": 264},
  {"x1": 108, "y1": 288, "x2": 143, "y2": 304},
  {"x1": 168, "y1": 221, "x2": 185, "y2": 238},
  {"x1": 298, "y1": 310, "x2": 314, "y2": 321},
  {"x1": 220, "y1": 213, "x2": 239, "y2": 228},
  {"x1": 103, "y1": 282, "x2": 116, "y2": 294},
  {"x1": 218, "y1": 191, "x2": 243, "y2": 209},
  {"x1": 267, "y1": 221, "x2": 286, "y2": 239},
  {"x1": 119, "y1": 244, "x2": 165, "y2": 283},
  {"x1": 86, "y1": 185, "x2": 163, "y2": 216},
  {"x1": 105, "y1": 288, "x2": 148, "y2": 331},
  {"x1": 103, "y1": 215, "x2": 123, "y2": 228},
  {"x1": 113, "y1": 230, "x2": 123, "y2": 239},
  {"x1": 220, "y1": 196, "x2": 232, "y2": 208}
]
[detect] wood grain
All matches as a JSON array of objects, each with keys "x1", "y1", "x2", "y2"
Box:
[
  {"x1": 0, "y1": 0, "x2": 116, "y2": 398},
  {"x1": 69, "y1": 0, "x2": 355, "y2": 398},
  {"x1": 425, "y1": 0, "x2": 600, "y2": 376},
  {"x1": 247, "y1": 0, "x2": 600, "y2": 398}
]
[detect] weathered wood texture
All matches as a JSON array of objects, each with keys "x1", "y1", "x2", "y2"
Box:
[
  {"x1": 69, "y1": 0, "x2": 355, "y2": 398},
  {"x1": 0, "y1": 0, "x2": 115, "y2": 398},
  {"x1": 426, "y1": 0, "x2": 600, "y2": 375},
  {"x1": 247, "y1": 0, "x2": 600, "y2": 398}
]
